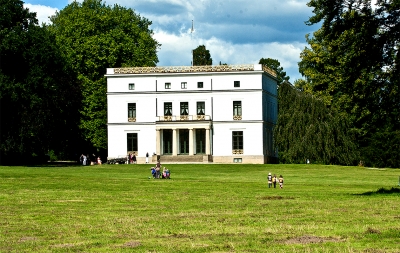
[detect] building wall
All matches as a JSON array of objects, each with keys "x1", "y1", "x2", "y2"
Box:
[{"x1": 106, "y1": 65, "x2": 278, "y2": 163}]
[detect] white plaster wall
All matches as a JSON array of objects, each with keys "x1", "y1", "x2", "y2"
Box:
[
  {"x1": 212, "y1": 122, "x2": 264, "y2": 156},
  {"x1": 212, "y1": 91, "x2": 263, "y2": 121},
  {"x1": 107, "y1": 94, "x2": 157, "y2": 123},
  {"x1": 108, "y1": 124, "x2": 156, "y2": 158},
  {"x1": 212, "y1": 73, "x2": 262, "y2": 90},
  {"x1": 107, "y1": 76, "x2": 157, "y2": 92}
]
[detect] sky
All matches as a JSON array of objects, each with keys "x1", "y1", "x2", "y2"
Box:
[{"x1": 23, "y1": 0, "x2": 320, "y2": 81}]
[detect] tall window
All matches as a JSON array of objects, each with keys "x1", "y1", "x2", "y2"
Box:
[
  {"x1": 127, "y1": 133, "x2": 138, "y2": 152},
  {"x1": 164, "y1": 102, "x2": 172, "y2": 116},
  {"x1": 180, "y1": 102, "x2": 189, "y2": 115},
  {"x1": 234, "y1": 81, "x2": 240, "y2": 87},
  {"x1": 129, "y1": 83, "x2": 135, "y2": 90},
  {"x1": 232, "y1": 131, "x2": 243, "y2": 150},
  {"x1": 233, "y1": 101, "x2": 242, "y2": 119},
  {"x1": 181, "y1": 82, "x2": 187, "y2": 89},
  {"x1": 197, "y1": 82, "x2": 203, "y2": 88},
  {"x1": 128, "y1": 103, "x2": 136, "y2": 118},
  {"x1": 197, "y1": 102, "x2": 205, "y2": 115},
  {"x1": 165, "y1": 82, "x2": 171, "y2": 89}
]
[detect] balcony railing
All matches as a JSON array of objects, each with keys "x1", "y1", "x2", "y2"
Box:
[
  {"x1": 233, "y1": 115, "x2": 242, "y2": 120},
  {"x1": 158, "y1": 115, "x2": 211, "y2": 121},
  {"x1": 232, "y1": 149, "x2": 244, "y2": 154},
  {"x1": 128, "y1": 117, "x2": 136, "y2": 122}
]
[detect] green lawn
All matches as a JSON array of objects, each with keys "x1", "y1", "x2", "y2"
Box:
[{"x1": 0, "y1": 164, "x2": 399, "y2": 252}]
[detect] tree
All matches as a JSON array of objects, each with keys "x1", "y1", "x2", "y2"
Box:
[
  {"x1": 192, "y1": 45, "x2": 212, "y2": 65},
  {"x1": 259, "y1": 58, "x2": 289, "y2": 84},
  {"x1": 274, "y1": 82, "x2": 358, "y2": 165},
  {"x1": 48, "y1": 0, "x2": 160, "y2": 151},
  {"x1": 0, "y1": 0, "x2": 81, "y2": 164},
  {"x1": 298, "y1": 0, "x2": 400, "y2": 167}
]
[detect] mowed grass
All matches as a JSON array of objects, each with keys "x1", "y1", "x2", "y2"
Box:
[{"x1": 0, "y1": 164, "x2": 399, "y2": 252}]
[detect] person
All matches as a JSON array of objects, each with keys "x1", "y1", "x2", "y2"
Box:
[
  {"x1": 83, "y1": 154, "x2": 87, "y2": 166},
  {"x1": 278, "y1": 175, "x2": 284, "y2": 189},
  {"x1": 97, "y1": 156, "x2": 102, "y2": 165},
  {"x1": 129, "y1": 153, "x2": 132, "y2": 164},
  {"x1": 155, "y1": 160, "x2": 161, "y2": 178},
  {"x1": 267, "y1": 172, "x2": 272, "y2": 188},
  {"x1": 150, "y1": 167, "x2": 156, "y2": 178},
  {"x1": 272, "y1": 174, "x2": 277, "y2": 188},
  {"x1": 146, "y1": 152, "x2": 149, "y2": 164},
  {"x1": 165, "y1": 168, "x2": 170, "y2": 179},
  {"x1": 162, "y1": 167, "x2": 166, "y2": 179},
  {"x1": 133, "y1": 153, "x2": 137, "y2": 164},
  {"x1": 80, "y1": 154, "x2": 84, "y2": 165}
]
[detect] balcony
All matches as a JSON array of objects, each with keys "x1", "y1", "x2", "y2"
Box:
[
  {"x1": 128, "y1": 117, "x2": 136, "y2": 122},
  {"x1": 233, "y1": 115, "x2": 242, "y2": 120},
  {"x1": 158, "y1": 115, "x2": 211, "y2": 121},
  {"x1": 232, "y1": 149, "x2": 243, "y2": 154}
]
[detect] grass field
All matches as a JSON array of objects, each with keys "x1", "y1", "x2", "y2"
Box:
[{"x1": 0, "y1": 163, "x2": 399, "y2": 252}]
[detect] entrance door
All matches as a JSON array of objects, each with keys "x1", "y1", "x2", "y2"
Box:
[
  {"x1": 162, "y1": 129, "x2": 172, "y2": 155},
  {"x1": 179, "y1": 129, "x2": 189, "y2": 154},
  {"x1": 196, "y1": 129, "x2": 206, "y2": 154}
]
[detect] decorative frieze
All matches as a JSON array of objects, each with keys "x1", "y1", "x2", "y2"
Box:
[{"x1": 113, "y1": 64, "x2": 277, "y2": 77}]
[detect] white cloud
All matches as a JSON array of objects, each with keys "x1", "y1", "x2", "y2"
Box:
[
  {"x1": 154, "y1": 29, "x2": 305, "y2": 81},
  {"x1": 24, "y1": 4, "x2": 58, "y2": 25}
]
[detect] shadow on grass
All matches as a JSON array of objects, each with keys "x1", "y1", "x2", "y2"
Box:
[
  {"x1": 27, "y1": 161, "x2": 81, "y2": 168},
  {"x1": 356, "y1": 187, "x2": 400, "y2": 196}
]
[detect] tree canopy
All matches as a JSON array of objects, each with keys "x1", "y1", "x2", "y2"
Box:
[
  {"x1": 48, "y1": 0, "x2": 160, "y2": 151},
  {"x1": 192, "y1": 45, "x2": 212, "y2": 66},
  {"x1": 0, "y1": 0, "x2": 81, "y2": 164},
  {"x1": 298, "y1": 0, "x2": 400, "y2": 167},
  {"x1": 259, "y1": 58, "x2": 289, "y2": 84}
]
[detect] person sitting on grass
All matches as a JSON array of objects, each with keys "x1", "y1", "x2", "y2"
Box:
[
  {"x1": 150, "y1": 167, "x2": 156, "y2": 179},
  {"x1": 165, "y1": 168, "x2": 170, "y2": 179}
]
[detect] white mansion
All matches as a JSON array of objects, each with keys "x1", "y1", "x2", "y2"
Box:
[{"x1": 106, "y1": 64, "x2": 278, "y2": 164}]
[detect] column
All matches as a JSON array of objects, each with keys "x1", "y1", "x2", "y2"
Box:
[
  {"x1": 172, "y1": 128, "x2": 177, "y2": 156},
  {"x1": 206, "y1": 128, "x2": 210, "y2": 155},
  {"x1": 189, "y1": 128, "x2": 194, "y2": 155},
  {"x1": 156, "y1": 129, "x2": 161, "y2": 155}
]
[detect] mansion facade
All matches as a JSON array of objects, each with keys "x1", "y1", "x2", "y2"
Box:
[{"x1": 106, "y1": 64, "x2": 278, "y2": 164}]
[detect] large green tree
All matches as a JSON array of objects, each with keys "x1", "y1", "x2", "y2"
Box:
[
  {"x1": 259, "y1": 58, "x2": 289, "y2": 84},
  {"x1": 0, "y1": 0, "x2": 81, "y2": 164},
  {"x1": 49, "y1": 0, "x2": 160, "y2": 151},
  {"x1": 298, "y1": 0, "x2": 400, "y2": 167},
  {"x1": 274, "y1": 82, "x2": 358, "y2": 165},
  {"x1": 192, "y1": 45, "x2": 212, "y2": 66}
]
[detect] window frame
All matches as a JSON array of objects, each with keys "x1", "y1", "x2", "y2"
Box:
[
  {"x1": 181, "y1": 82, "x2": 187, "y2": 89},
  {"x1": 232, "y1": 131, "x2": 243, "y2": 150},
  {"x1": 234, "y1": 81, "x2": 240, "y2": 87},
  {"x1": 128, "y1": 103, "x2": 136, "y2": 118},
  {"x1": 180, "y1": 102, "x2": 189, "y2": 116},
  {"x1": 129, "y1": 83, "x2": 135, "y2": 90},
  {"x1": 127, "y1": 133, "x2": 138, "y2": 153},
  {"x1": 197, "y1": 101, "x2": 205, "y2": 115},
  {"x1": 197, "y1": 82, "x2": 203, "y2": 88},
  {"x1": 165, "y1": 82, "x2": 171, "y2": 89},
  {"x1": 164, "y1": 102, "x2": 172, "y2": 116},
  {"x1": 233, "y1": 101, "x2": 242, "y2": 116}
]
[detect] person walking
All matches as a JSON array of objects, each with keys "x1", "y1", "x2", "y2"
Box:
[
  {"x1": 272, "y1": 174, "x2": 277, "y2": 188},
  {"x1": 146, "y1": 152, "x2": 149, "y2": 164},
  {"x1": 278, "y1": 175, "x2": 284, "y2": 189},
  {"x1": 267, "y1": 173, "x2": 272, "y2": 188}
]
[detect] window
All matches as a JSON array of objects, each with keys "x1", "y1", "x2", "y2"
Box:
[
  {"x1": 164, "y1": 102, "x2": 172, "y2": 116},
  {"x1": 197, "y1": 82, "x2": 203, "y2": 88},
  {"x1": 233, "y1": 101, "x2": 242, "y2": 120},
  {"x1": 180, "y1": 102, "x2": 189, "y2": 115},
  {"x1": 165, "y1": 82, "x2": 171, "y2": 89},
  {"x1": 232, "y1": 131, "x2": 243, "y2": 150},
  {"x1": 127, "y1": 133, "x2": 138, "y2": 153},
  {"x1": 128, "y1": 103, "x2": 136, "y2": 121},
  {"x1": 181, "y1": 82, "x2": 187, "y2": 89},
  {"x1": 233, "y1": 158, "x2": 242, "y2": 163},
  {"x1": 197, "y1": 102, "x2": 205, "y2": 115},
  {"x1": 234, "y1": 81, "x2": 240, "y2": 87},
  {"x1": 129, "y1": 83, "x2": 135, "y2": 90}
]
